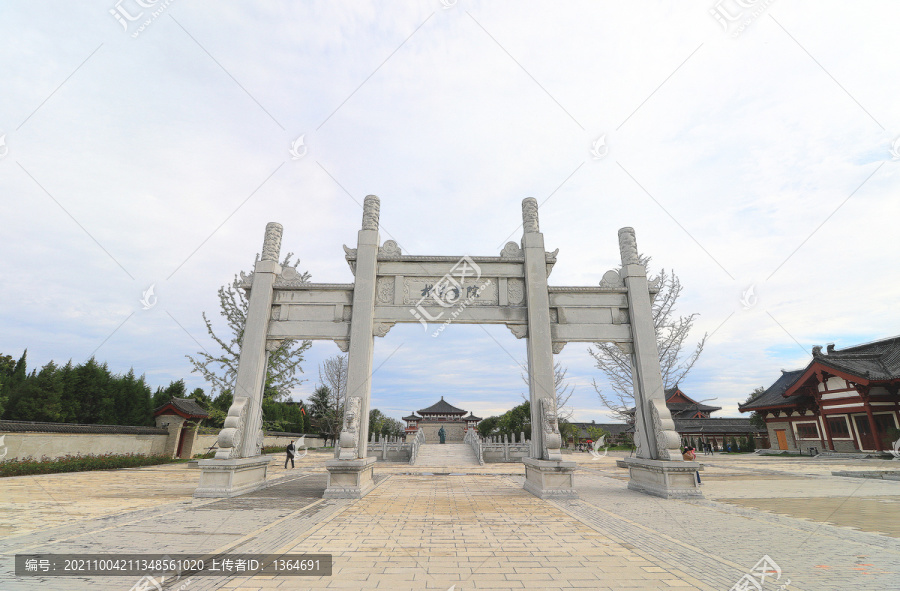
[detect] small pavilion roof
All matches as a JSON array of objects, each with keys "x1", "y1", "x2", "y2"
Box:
[
  {"x1": 154, "y1": 397, "x2": 210, "y2": 419},
  {"x1": 418, "y1": 397, "x2": 467, "y2": 415},
  {"x1": 464, "y1": 412, "x2": 482, "y2": 422},
  {"x1": 402, "y1": 413, "x2": 422, "y2": 422}
]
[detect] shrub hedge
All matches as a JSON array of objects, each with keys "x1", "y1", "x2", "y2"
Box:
[{"x1": 0, "y1": 453, "x2": 186, "y2": 478}]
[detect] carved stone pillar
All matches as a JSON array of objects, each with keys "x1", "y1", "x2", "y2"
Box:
[
  {"x1": 195, "y1": 223, "x2": 281, "y2": 498},
  {"x1": 520, "y1": 198, "x2": 576, "y2": 499},
  {"x1": 217, "y1": 222, "x2": 282, "y2": 460},
  {"x1": 618, "y1": 227, "x2": 701, "y2": 498},
  {"x1": 325, "y1": 196, "x2": 379, "y2": 498},
  {"x1": 618, "y1": 227, "x2": 681, "y2": 461}
]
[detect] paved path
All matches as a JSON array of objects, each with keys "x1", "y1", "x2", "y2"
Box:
[{"x1": 1, "y1": 451, "x2": 898, "y2": 590}]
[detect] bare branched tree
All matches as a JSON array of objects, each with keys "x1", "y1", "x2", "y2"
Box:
[
  {"x1": 313, "y1": 354, "x2": 348, "y2": 448},
  {"x1": 520, "y1": 361, "x2": 575, "y2": 420},
  {"x1": 186, "y1": 253, "x2": 312, "y2": 401},
  {"x1": 590, "y1": 258, "x2": 707, "y2": 421},
  {"x1": 319, "y1": 354, "x2": 348, "y2": 406}
]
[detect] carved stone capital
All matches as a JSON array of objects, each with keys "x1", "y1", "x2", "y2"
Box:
[
  {"x1": 261, "y1": 222, "x2": 283, "y2": 262},
  {"x1": 373, "y1": 322, "x2": 395, "y2": 338},
  {"x1": 507, "y1": 324, "x2": 528, "y2": 339},
  {"x1": 551, "y1": 342, "x2": 567, "y2": 354},
  {"x1": 362, "y1": 195, "x2": 380, "y2": 230},
  {"x1": 618, "y1": 227, "x2": 639, "y2": 266},
  {"x1": 522, "y1": 198, "x2": 539, "y2": 233},
  {"x1": 334, "y1": 339, "x2": 350, "y2": 352},
  {"x1": 265, "y1": 339, "x2": 284, "y2": 352},
  {"x1": 614, "y1": 341, "x2": 633, "y2": 355}
]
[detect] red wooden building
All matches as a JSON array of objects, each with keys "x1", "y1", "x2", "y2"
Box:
[{"x1": 740, "y1": 336, "x2": 900, "y2": 453}]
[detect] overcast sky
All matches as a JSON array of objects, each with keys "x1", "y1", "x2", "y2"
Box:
[{"x1": 1, "y1": 1, "x2": 898, "y2": 424}]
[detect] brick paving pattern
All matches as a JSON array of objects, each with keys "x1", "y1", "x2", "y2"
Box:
[{"x1": 0, "y1": 450, "x2": 898, "y2": 590}]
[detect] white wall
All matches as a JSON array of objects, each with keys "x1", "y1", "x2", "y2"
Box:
[
  {"x1": 1, "y1": 432, "x2": 168, "y2": 461},
  {"x1": 0, "y1": 430, "x2": 328, "y2": 462}
]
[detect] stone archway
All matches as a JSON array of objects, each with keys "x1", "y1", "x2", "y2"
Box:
[{"x1": 194, "y1": 197, "x2": 701, "y2": 500}]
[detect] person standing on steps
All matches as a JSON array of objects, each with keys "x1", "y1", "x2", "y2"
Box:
[{"x1": 285, "y1": 440, "x2": 296, "y2": 469}]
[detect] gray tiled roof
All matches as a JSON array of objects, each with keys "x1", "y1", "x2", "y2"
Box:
[
  {"x1": 154, "y1": 397, "x2": 210, "y2": 418},
  {"x1": 418, "y1": 397, "x2": 467, "y2": 415},
  {"x1": 0, "y1": 420, "x2": 167, "y2": 435},
  {"x1": 740, "y1": 335, "x2": 900, "y2": 413},
  {"x1": 739, "y1": 369, "x2": 808, "y2": 411},
  {"x1": 812, "y1": 336, "x2": 900, "y2": 380},
  {"x1": 672, "y1": 418, "x2": 765, "y2": 434},
  {"x1": 624, "y1": 417, "x2": 764, "y2": 435},
  {"x1": 667, "y1": 402, "x2": 722, "y2": 417}
]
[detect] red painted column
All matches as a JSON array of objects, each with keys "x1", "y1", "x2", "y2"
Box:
[
  {"x1": 861, "y1": 389, "x2": 883, "y2": 451},
  {"x1": 816, "y1": 395, "x2": 835, "y2": 451}
]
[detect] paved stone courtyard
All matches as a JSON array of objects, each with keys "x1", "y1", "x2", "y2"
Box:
[{"x1": 1, "y1": 451, "x2": 899, "y2": 590}]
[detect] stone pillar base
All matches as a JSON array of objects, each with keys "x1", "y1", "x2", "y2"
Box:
[
  {"x1": 324, "y1": 457, "x2": 377, "y2": 499},
  {"x1": 194, "y1": 456, "x2": 271, "y2": 498},
  {"x1": 523, "y1": 457, "x2": 577, "y2": 499},
  {"x1": 623, "y1": 457, "x2": 703, "y2": 499}
]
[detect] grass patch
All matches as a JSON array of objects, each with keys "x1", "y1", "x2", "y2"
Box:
[{"x1": 0, "y1": 453, "x2": 187, "y2": 478}]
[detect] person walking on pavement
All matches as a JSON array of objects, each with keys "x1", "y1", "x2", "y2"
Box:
[{"x1": 285, "y1": 440, "x2": 296, "y2": 469}]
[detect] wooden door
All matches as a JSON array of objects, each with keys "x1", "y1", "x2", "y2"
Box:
[
  {"x1": 874, "y1": 414, "x2": 897, "y2": 449},
  {"x1": 853, "y1": 416, "x2": 875, "y2": 450},
  {"x1": 775, "y1": 429, "x2": 787, "y2": 450}
]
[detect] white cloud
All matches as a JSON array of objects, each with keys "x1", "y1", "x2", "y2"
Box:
[{"x1": 1, "y1": 1, "x2": 898, "y2": 423}]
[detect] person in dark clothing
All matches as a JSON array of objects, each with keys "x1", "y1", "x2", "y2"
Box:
[{"x1": 285, "y1": 440, "x2": 296, "y2": 469}]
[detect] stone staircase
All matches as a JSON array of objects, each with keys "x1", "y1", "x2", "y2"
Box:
[{"x1": 413, "y1": 443, "x2": 480, "y2": 467}]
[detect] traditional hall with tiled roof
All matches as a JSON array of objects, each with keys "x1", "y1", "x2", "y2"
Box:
[
  {"x1": 402, "y1": 397, "x2": 481, "y2": 443},
  {"x1": 740, "y1": 336, "x2": 900, "y2": 453}
]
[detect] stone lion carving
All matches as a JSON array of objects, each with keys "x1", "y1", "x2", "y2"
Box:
[
  {"x1": 338, "y1": 397, "x2": 362, "y2": 459},
  {"x1": 541, "y1": 397, "x2": 563, "y2": 461}
]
